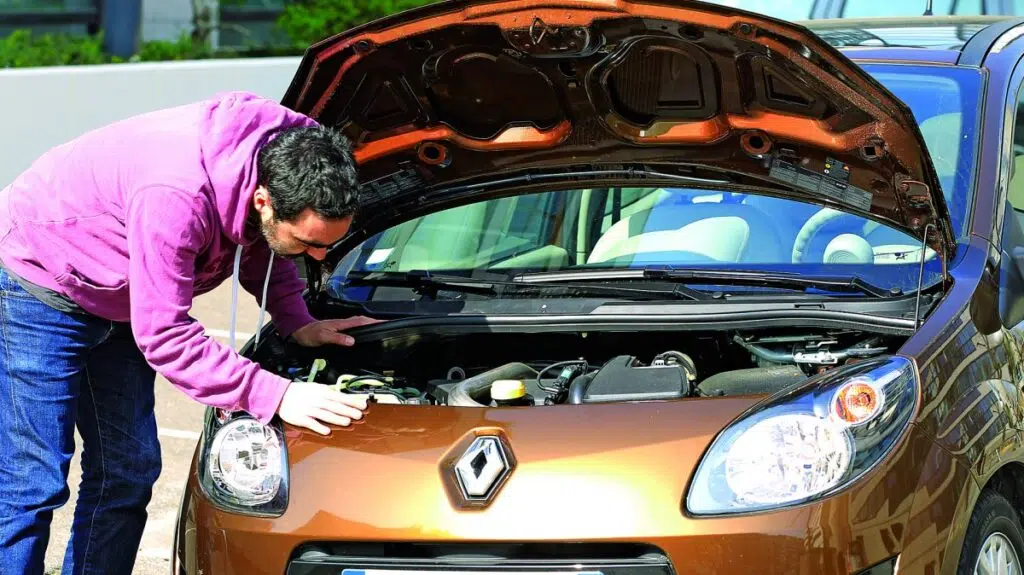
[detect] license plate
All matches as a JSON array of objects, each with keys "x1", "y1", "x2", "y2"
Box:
[
  {"x1": 343, "y1": 570, "x2": 604, "y2": 575},
  {"x1": 339, "y1": 564, "x2": 602, "y2": 568}
]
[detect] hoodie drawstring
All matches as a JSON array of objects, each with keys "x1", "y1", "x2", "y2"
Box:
[
  {"x1": 256, "y1": 251, "x2": 274, "y2": 347},
  {"x1": 230, "y1": 244, "x2": 274, "y2": 350},
  {"x1": 230, "y1": 245, "x2": 242, "y2": 350}
]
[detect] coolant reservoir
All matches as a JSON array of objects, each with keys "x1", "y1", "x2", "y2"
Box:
[{"x1": 491, "y1": 379, "x2": 532, "y2": 406}]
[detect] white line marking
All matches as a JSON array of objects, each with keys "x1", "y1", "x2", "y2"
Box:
[
  {"x1": 204, "y1": 328, "x2": 255, "y2": 341},
  {"x1": 158, "y1": 428, "x2": 201, "y2": 440}
]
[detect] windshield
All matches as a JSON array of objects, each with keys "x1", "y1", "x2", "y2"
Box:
[
  {"x1": 698, "y1": 0, "x2": 1017, "y2": 18},
  {"x1": 329, "y1": 63, "x2": 982, "y2": 303},
  {"x1": 698, "y1": 0, "x2": 816, "y2": 21}
]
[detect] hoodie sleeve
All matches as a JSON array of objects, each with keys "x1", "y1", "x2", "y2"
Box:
[
  {"x1": 238, "y1": 240, "x2": 317, "y2": 338},
  {"x1": 126, "y1": 185, "x2": 290, "y2": 423}
]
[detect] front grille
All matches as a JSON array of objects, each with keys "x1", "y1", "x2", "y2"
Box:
[{"x1": 285, "y1": 543, "x2": 675, "y2": 575}]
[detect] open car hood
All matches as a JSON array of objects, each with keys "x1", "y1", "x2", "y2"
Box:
[{"x1": 281, "y1": 0, "x2": 955, "y2": 280}]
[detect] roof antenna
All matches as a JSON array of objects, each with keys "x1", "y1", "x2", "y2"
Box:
[{"x1": 923, "y1": 0, "x2": 934, "y2": 15}]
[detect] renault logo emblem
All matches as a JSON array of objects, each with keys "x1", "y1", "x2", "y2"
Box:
[
  {"x1": 455, "y1": 436, "x2": 509, "y2": 499},
  {"x1": 442, "y1": 433, "x2": 516, "y2": 508}
]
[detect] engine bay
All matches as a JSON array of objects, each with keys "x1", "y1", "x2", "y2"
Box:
[{"x1": 252, "y1": 326, "x2": 903, "y2": 407}]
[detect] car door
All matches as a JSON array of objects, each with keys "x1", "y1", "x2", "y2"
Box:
[{"x1": 998, "y1": 55, "x2": 1024, "y2": 329}]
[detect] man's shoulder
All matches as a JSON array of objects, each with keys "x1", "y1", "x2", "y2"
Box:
[
  {"x1": 201, "y1": 90, "x2": 318, "y2": 131},
  {"x1": 208, "y1": 90, "x2": 278, "y2": 106}
]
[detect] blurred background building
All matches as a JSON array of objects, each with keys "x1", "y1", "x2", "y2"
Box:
[{"x1": 4, "y1": 0, "x2": 1024, "y2": 65}]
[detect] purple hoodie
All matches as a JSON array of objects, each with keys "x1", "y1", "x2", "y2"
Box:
[{"x1": 0, "y1": 91, "x2": 320, "y2": 424}]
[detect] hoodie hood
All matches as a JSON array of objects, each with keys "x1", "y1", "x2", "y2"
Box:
[{"x1": 198, "y1": 91, "x2": 319, "y2": 246}]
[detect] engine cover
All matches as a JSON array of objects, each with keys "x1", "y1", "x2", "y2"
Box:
[{"x1": 579, "y1": 355, "x2": 688, "y2": 403}]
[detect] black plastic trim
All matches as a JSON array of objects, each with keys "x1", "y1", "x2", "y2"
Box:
[
  {"x1": 854, "y1": 556, "x2": 897, "y2": 575},
  {"x1": 285, "y1": 542, "x2": 675, "y2": 575},
  {"x1": 958, "y1": 17, "x2": 1024, "y2": 66},
  {"x1": 315, "y1": 307, "x2": 923, "y2": 337},
  {"x1": 219, "y1": 6, "x2": 282, "y2": 22},
  {"x1": 0, "y1": 7, "x2": 97, "y2": 26}
]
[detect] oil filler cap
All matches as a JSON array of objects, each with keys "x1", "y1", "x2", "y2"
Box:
[{"x1": 491, "y1": 379, "x2": 526, "y2": 401}]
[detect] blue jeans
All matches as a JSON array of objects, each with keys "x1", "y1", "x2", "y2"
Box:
[{"x1": 0, "y1": 268, "x2": 160, "y2": 575}]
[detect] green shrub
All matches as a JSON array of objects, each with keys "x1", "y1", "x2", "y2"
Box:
[
  {"x1": 0, "y1": 0, "x2": 438, "y2": 68},
  {"x1": 0, "y1": 29, "x2": 305, "y2": 68},
  {"x1": 134, "y1": 33, "x2": 304, "y2": 62},
  {"x1": 277, "y1": 0, "x2": 441, "y2": 46},
  {"x1": 0, "y1": 29, "x2": 111, "y2": 68},
  {"x1": 133, "y1": 33, "x2": 214, "y2": 62}
]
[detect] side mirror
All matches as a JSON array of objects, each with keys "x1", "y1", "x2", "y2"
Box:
[
  {"x1": 1014, "y1": 247, "x2": 1024, "y2": 279},
  {"x1": 997, "y1": 246, "x2": 1024, "y2": 329},
  {"x1": 1008, "y1": 208, "x2": 1024, "y2": 278}
]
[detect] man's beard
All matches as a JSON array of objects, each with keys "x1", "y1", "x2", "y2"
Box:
[{"x1": 260, "y1": 217, "x2": 299, "y2": 259}]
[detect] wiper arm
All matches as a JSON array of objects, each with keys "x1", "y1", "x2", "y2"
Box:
[
  {"x1": 345, "y1": 270, "x2": 705, "y2": 301},
  {"x1": 343, "y1": 270, "x2": 499, "y2": 298},
  {"x1": 514, "y1": 267, "x2": 898, "y2": 297},
  {"x1": 508, "y1": 280, "x2": 707, "y2": 301},
  {"x1": 641, "y1": 267, "x2": 900, "y2": 298}
]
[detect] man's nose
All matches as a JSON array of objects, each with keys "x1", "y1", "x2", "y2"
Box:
[{"x1": 307, "y1": 247, "x2": 328, "y2": 261}]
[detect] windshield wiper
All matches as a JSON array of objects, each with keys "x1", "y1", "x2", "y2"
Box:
[
  {"x1": 514, "y1": 267, "x2": 900, "y2": 298},
  {"x1": 343, "y1": 270, "x2": 705, "y2": 301},
  {"x1": 343, "y1": 271, "x2": 500, "y2": 298},
  {"x1": 642, "y1": 267, "x2": 900, "y2": 298}
]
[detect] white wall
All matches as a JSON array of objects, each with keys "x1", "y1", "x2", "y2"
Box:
[{"x1": 0, "y1": 57, "x2": 302, "y2": 186}]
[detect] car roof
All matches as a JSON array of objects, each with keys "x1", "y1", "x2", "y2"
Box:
[{"x1": 798, "y1": 15, "x2": 1024, "y2": 64}]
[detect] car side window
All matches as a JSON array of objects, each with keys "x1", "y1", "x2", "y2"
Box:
[
  {"x1": 998, "y1": 76, "x2": 1024, "y2": 329},
  {"x1": 1007, "y1": 81, "x2": 1024, "y2": 234}
]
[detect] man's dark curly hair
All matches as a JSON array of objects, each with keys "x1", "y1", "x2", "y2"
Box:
[{"x1": 256, "y1": 125, "x2": 359, "y2": 222}]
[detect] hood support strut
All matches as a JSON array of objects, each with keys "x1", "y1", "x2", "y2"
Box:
[{"x1": 914, "y1": 223, "x2": 944, "y2": 328}]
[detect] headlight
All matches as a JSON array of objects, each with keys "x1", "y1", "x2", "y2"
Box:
[
  {"x1": 197, "y1": 409, "x2": 289, "y2": 516},
  {"x1": 686, "y1": 356, "x2": 918, "y2": 515}
]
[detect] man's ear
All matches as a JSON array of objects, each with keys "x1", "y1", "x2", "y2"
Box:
[{"x1": 253, "y1": 185, "x2": 273, "y2": 218}]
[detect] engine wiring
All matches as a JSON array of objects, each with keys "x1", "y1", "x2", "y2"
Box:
[
  {"x1": 535, "y1": 359, "x2": 592, "y2": 404},
  {"x1": 268, "y1": 329, "x2": 895, "y2": 407}
]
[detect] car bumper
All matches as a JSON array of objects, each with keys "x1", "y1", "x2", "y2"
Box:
[
  {"x1": 172, "y1": 469, "x2": 908, "y2": 575},
  {"x1": 276, "y1": 547, "x2": 898, "y2": 575}
]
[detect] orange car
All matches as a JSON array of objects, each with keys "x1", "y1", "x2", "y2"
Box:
[{"x1": 173, "y1": 2, "x2": 1024, "y2": 574}]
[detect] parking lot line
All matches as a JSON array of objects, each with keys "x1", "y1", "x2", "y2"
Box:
[{"x1": 158, "y1": 428, "x2": 201, "y2": 440}]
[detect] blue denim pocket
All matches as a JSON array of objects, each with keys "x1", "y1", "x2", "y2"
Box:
[{"x1": 0, "y1": 267, "x2": 31, "y2": 297}]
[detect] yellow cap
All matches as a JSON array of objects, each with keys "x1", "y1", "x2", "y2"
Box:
[{"x1": 491, "y1": 379, "x2": 527, "y2": 401}]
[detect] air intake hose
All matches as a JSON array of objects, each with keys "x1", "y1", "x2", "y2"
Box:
[{"x1": 447, "y1": 362, "x2": 539, "y2": 407}]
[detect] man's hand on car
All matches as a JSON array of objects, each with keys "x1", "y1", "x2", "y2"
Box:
[
  {"x1": 290, "y1": 315, "x2": 382, "y2": 347},
  {"x1": 277, "y1": 381, "x2": 368, "y2": 435},
  {"x1": 279, "y1": 315, "x2": 383, "y2": 434}
]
